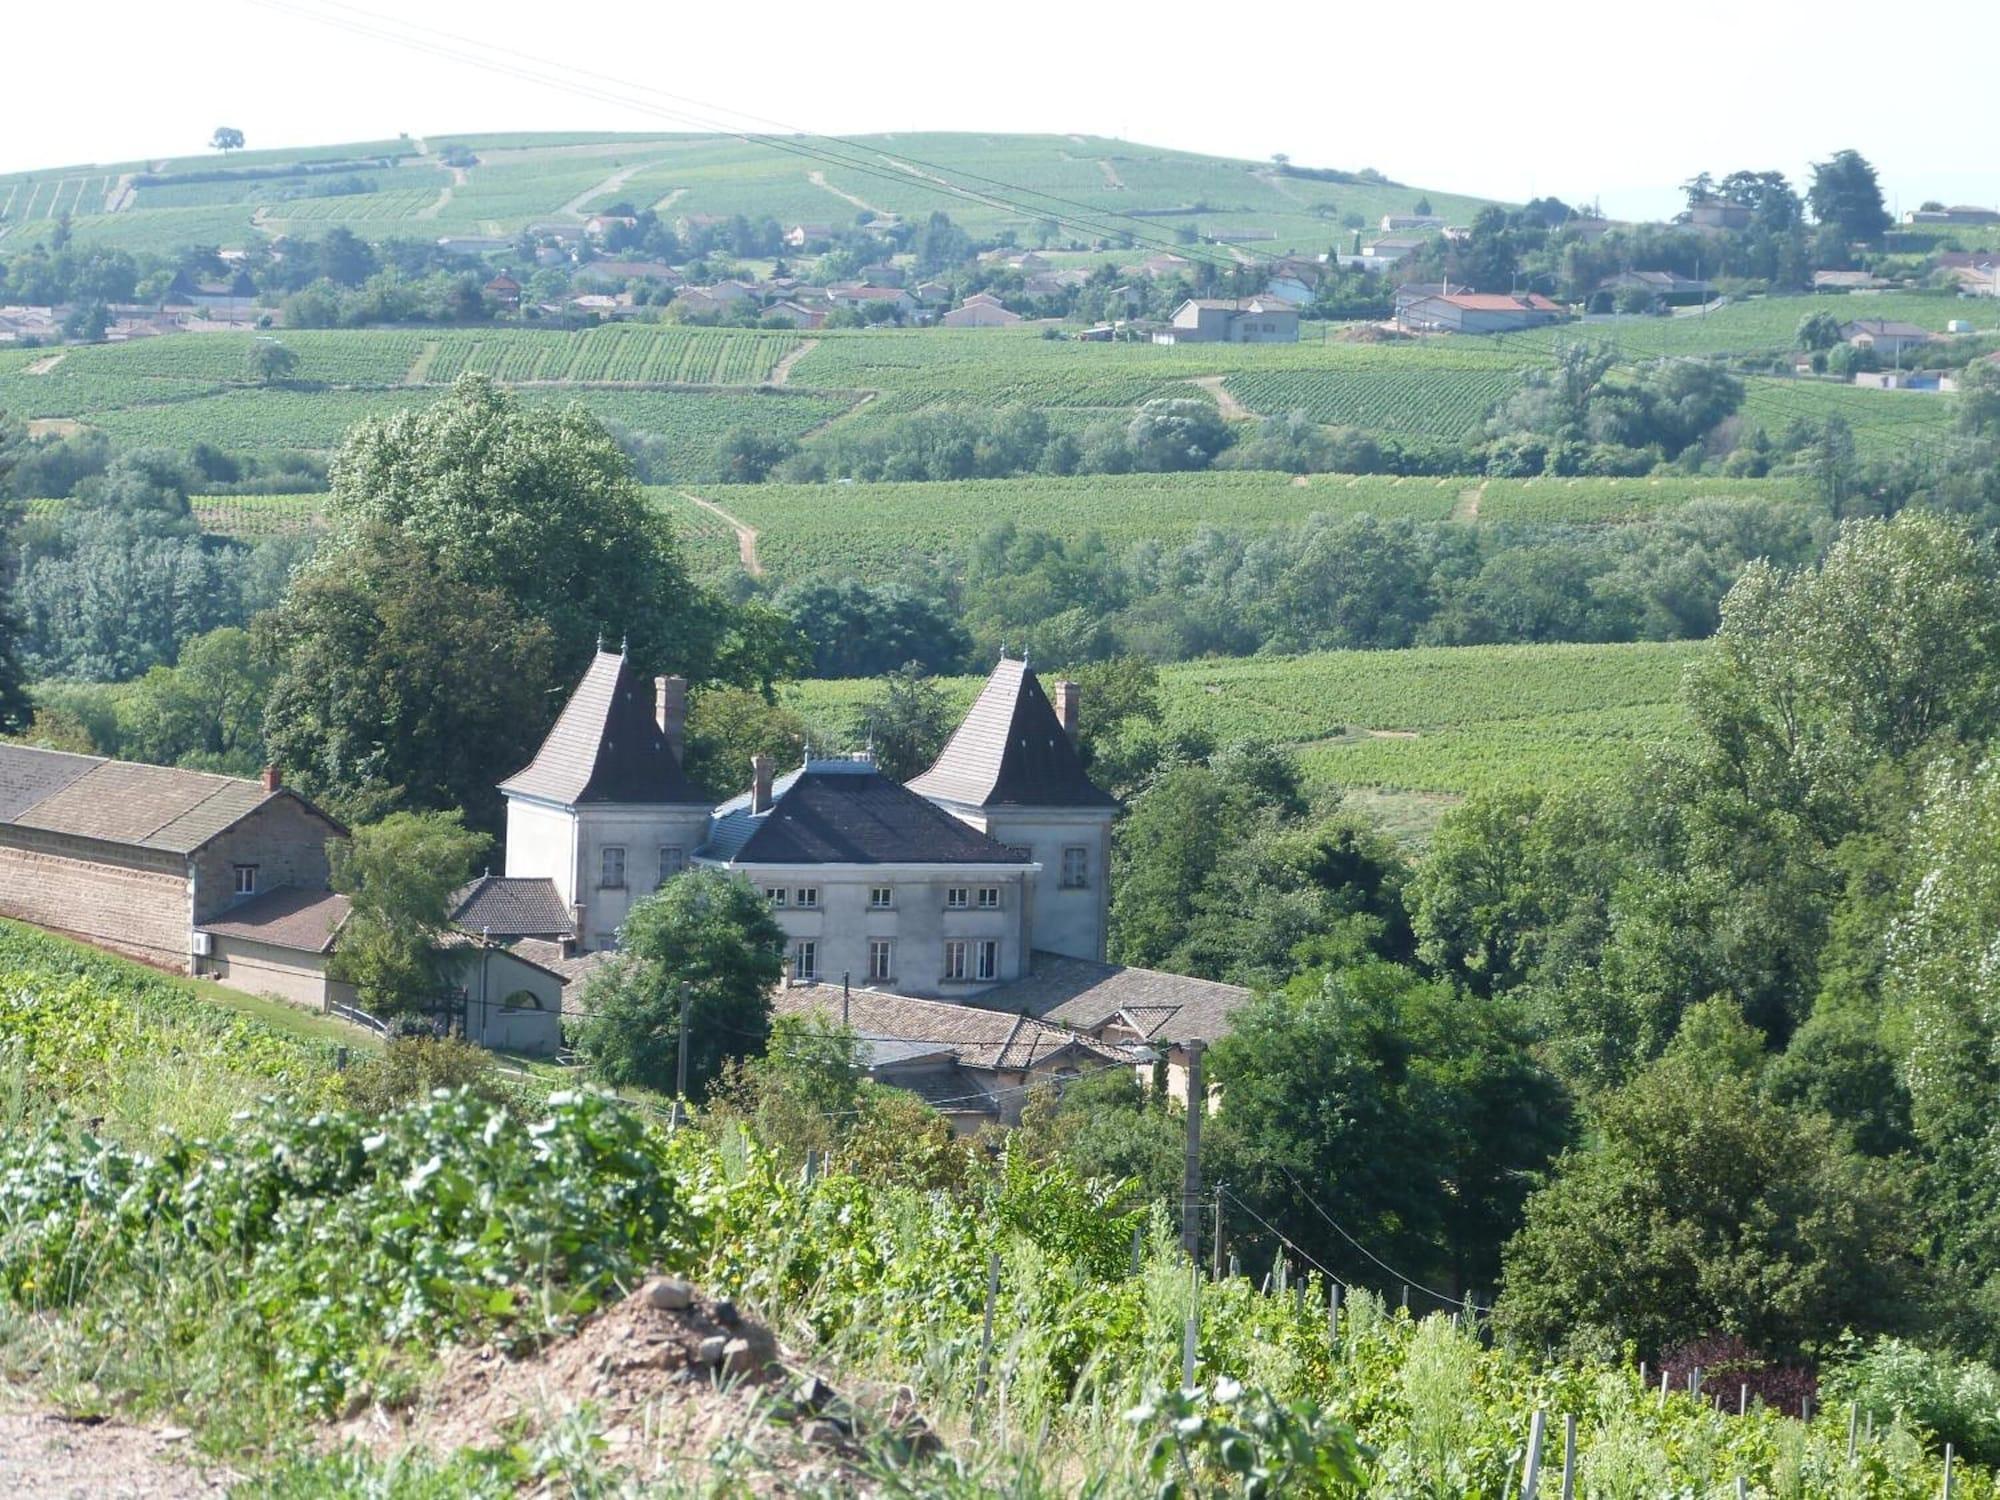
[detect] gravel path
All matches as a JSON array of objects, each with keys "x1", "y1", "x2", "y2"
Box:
[{"x1": 0, "y1": 1408, "x2": 238, "y2": 1498}]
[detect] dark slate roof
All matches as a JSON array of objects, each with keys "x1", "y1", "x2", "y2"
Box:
[
  {"x1": 905, "y1": 659, "x2": 1116, "y2": 811},
  {"x1": 200, "y1": 887, "x2": 351, "y2": 954},
  {"x1": 498, "y1": 650, "x2": 709, "y2": 807},
  {"x1": 969, "y1": 952, "x2": 1253, "y2": 1045},
  {"x1": 0, "y1": 745, "x2": 329, "y2": 854},
  {"x1": 700, "y1": 757, "x2": 1033, "y2": 866},
  {"x1": 450, "y1": 875, "x2": 575, "y2": 939}
]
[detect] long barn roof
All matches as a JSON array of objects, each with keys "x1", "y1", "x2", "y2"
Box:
[{"x1": 0, "y1": 745, "x2": 328, "y2": 855}]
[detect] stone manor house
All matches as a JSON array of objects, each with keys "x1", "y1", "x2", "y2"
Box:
[{"x1": 0, "y1": 649, "x2": 1247, "y2": 1117}]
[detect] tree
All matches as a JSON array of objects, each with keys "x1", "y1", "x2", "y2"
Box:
[
  {"x1": 1496, "y1": 1001, "x2": 1915, "y2": 1361},
  {"x1": 258, "y1": 525, "x2": 557, "y2": 825},
  {"x1": 61, "y1": 301, "x2": 109, "y2": 343},
  {"x1": 571, "y1": 869, "x2": 785, "y2": 1097},
  {"x1": 1210, "y1": 958, "x2": 1571, "y2": 1297},
  {"x1": 1796, "y1": 309, "x2": 1844, "y2": 352},
  {"x1": 328, "y1": 810, "x2": 491, "y2": 1016},
  {"x1": 1808, "y1": 149, "x2": 1891, "y2": 244},
  {"x1": 319, "y1": 374, "x2": 732, "y2": 679},
  {"x1": 209, "y1": 127, "x2": 245, "y2": 154},
  {"x1": 115, "y1": 626, "x2": 273, "y2": 773},
  {"x1": 1126, "y1": 398, "x2": 1233, "y2": 472},
  {"x1": 245, "y1": 339, "x2": 297, "y2": 385},
  {"x1": 852, "y1": 663, "x2": 954, "y2": 781}
]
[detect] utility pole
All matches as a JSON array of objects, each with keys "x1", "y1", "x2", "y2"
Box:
[
  {"x1": 1180, "y1": 1040, "x2": 1206, "y2": 1259},
  {"x1": 671, "y1": 981, "x2": 691, "y2": 1129}
]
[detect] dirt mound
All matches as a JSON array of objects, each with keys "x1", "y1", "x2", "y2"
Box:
[{"x1": 346, "y1": 1276, "x2": 933, "y2": 1487}]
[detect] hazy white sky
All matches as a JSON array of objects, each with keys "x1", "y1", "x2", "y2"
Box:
[{"x1": 6, "y1": 0, "x2": 1994, "y2": 221}]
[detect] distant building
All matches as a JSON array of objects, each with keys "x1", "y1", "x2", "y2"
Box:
[
  {"x1": 574, "y1": 260, "x2": 678, "y2": 284},
  {"x1": 584, "y1": 213, "x2": 638, "y2": 237},
  {"x1": 914, "y1": 279, "x2": 953, "y2": 304},
  {"x1": 1398, "y1": 291, "x2": 1566, "y2": 334},
  {"x1": 1596, "y1": 269, "x2": 1712, "y2": 306},
  {"x1": 1687, "y1": 198, "x2": 1754, "y2": 232},
  {"x1": 1152, "y1": 296, "x2": 1300, "y2": 344},
  {"x1": 436, "y1": 235, "x2": 512, "y2": 257},
  {"x1": 1362, "y1": 234, "x2": 1427, "y2": 264},
  {"x1": 1841, "y1": 319, "x2": 1934, "y2": 361},
  {"x1": 1905, "y1": 206, "x2": 2000, "y2": 225},
  {"x1": 941, "y1": 292, "x2": 1021, "y2": 328},
  {"x1": 784, "y1": 223, "x2": 836, "y2": 247},
  {"x1": 759, "y1": 299, "x2": 827, "y2": 330},
  {"x1": 1380, "y1": 213, "x2": 1447, "y2": 231},
  {"x1": 1813, "y1": 269, "x2": 1896, "y2": 292},
  {"x1": 825, "y1": 284, "x2": 916, "y2": 314},
  {"x1": 483, "y1": 272, "x2": 521, "y2": 310}
]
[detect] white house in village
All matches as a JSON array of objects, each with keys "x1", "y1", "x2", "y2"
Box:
[{"x1": 500, "y1": 651, "x2": 1117, "y2": 997}]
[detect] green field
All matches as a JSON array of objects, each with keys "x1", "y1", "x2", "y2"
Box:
[
  {"x1": 1474, "y1": 474, "x2": 1806, "y2": 523},
  {"x1": 789, "y1": 639, "x2": 1701, "y2": 801},
  {"x1": 1508, "y1": 292, "x2": 2000, "y2": 360},
  {"x1": 0, "y1": 131, "x2": 1494, "y2": 259},
  {"x1": 1737, "y1": 376, "x2": 1958, "y2": 455}
]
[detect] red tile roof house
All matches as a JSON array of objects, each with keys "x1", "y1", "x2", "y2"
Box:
[{"x1": 1397, "y1": 291, "x2": 1566, "y2": 334}]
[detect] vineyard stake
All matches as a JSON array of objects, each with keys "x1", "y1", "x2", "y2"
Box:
[
  {"x1": 1131, "y1": 1223, "x2": 1142, "y2": 1277},
  {"x1": 1179, "y1": 1040, "x2": 1205, "y2": 1260},
  {"x1": 1182, "y1": 1266, "x2": 1200, "y2": 1389},
  {"x1": 1328, "y1": 1281, "x2": 1341, "y2": 1345},
  {"x1": 1944, "y1": 1442, "x2": 1955, "y2": 1498},
  {"x1": 1740, "y1": 1382, "x2": 1748, "y2": 1416},
  {"x1": 1520, "y1": 1409, "x2": 1546, "y2": 1499},
  {"x1": 1846, "y1": 1403, "x2": 1858, "y2": 1459},
  {"x1": 1229, "y1": 1252, "x2": 1240, "y2": 1280},
  {"x1": 1560, "y1": 1413, "x2": 1576, "y2": 1500},
  {"x1": 1658, "y1": 1369, "x2": 1669, "y2": 1409},
  {"x1": 975, "y1": 1251, "x2": 1001, "y2": 1400},
  {"x1": 1211, "y1": 1187, "x2": 1224, "y2": 1282}
]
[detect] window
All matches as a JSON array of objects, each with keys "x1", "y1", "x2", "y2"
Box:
[
  {"x1": 868, "y1": 886, "x2": 894, "y2": 910},
  {"x1": 976, "y1": 886, "x2": 1000, "y2": 910},
  {"x1": 600, "y1": 847, "x2": 626, "y2": 889},
  {"x1": 501, "y1": 988, "x2": 542, "y2": 1011},
  {"x1": 232, "y1": 864, "x2": 257, "y2": 897},
  {"x1": 1061, "y1": 845, "x2": 1089, "y2": 889},
  {"x1": 942, "y1": 939, "x2": 968, "y2": 982},
  {"x1": 765, "y1": 887, "x2": 788, "y2": 908},
  {"x1": 945, "y1": 887, "x2": 969, "y2": 910},
  {"x1": 793, "y1": 941, "x2": 817, "y2": 982},
  {"x1": 975, "y1": 939, "x2": 999, "y2": 982},
  {"x1": 657, "y1": 847, "x2": 685, "y2": 888},
  {"x1": 795, "y1": 887, "x2": 819, "y2": 910},
  {"x1": 868, "y1": 938, "x2": 893, "y2": 982}
]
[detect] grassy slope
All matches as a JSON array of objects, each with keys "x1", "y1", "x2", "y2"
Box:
[{"x1": 0, "y1": 131, "x2": 1493, "y2": 257}]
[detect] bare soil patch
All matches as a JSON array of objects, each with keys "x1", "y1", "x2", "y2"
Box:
[
  {"x1": 23, "y1": 353, "x2": 65, "y2": 376},
  {"x1": 0, "y1": 1402, "x2": 238, "y2": 1498}
]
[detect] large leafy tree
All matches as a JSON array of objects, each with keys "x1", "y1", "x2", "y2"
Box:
[
  {"x1": 1808, "y1": 149, "x2": 1891, "y2": 244},
  {"x1": 320, "y1": 374, "x2": 722, "y2": 678},
  {"x1": 1210, "y1": 958, "x2": 1571, "y2": 1299},
  {"x1": 329, "y1": 810, "x2": 491, "y2": 1016},
  {"x1": 259, "y1": 526, "x2": 556, "y2": 825},
  {"x1": 851, "y1": 663, "x2": 955, "y2": 781},
  {"x1": 1497, "y1": 1002, "x2": 1915, "y2": 1361},
  {"x1": 572, "y1": 869, "x2": 786, "y2": 1098}
]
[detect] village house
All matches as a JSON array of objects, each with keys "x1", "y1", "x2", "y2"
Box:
[
  {"x1": 1595, "y1": 269, "x2": 1712, "y2": 307},
  {"x1": 1136, "y1": 252, "x2": 1191, "y2": 279},
  {"x1": 574, "y1": 260, "x2": 678, "y2": 285},
  {"x1": 759, "y1": 299, "x2": 827, "y2": 330},
  {"x1": 1152, "y1": 296, "x2": 1299, "y2": 344},
  {"x1": 1398, "y1": 290, "x2": 1566, "y2": 334},
  {"x1": 1381, "y1": 213, "x2": 1447, "y2": 231},
  {"x1": 826, "y1": 284, "x2": 916, "y2": 314},
  {"x1": 1362, "y1": 234, "x2": 1427, "y2": 265},
  {"x1": 784, "y1": 223, "x2": 836, "y2": 248},
  {"x1": 1813, "y1": 270, "x2": 1896, "y2": 292},
  {"x1": 1906, "y1": 206, "x2": 2000, "y2": 225},
  {"x1": 941, "y1": 292, "x2": 1021, "y2": 328},
  {"x1": 672, "y1": 282, "x2": 755, "y2": 318},
  {"x1": 584, "y1": 213, "x2": 638, "y2": 237},
  {"x1": 1841, "y1": 318, "x2": 1934, "y2": 362},
  {"x1": 1686, "y1": 198, "x2": 1754, "y2": 233},
  {"x1": 914, "y1": 279, "x2": 953, "y2": 305},
  {"x1": 436, "y1": 235, "x2": 513, "y2": 258},
  {"x1": 483, "y1": 272, "x2": 521, "y2": 310}
]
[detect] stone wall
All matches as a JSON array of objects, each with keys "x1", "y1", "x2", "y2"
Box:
[
  {"x1": 0, "y1": 827, "x2": 188, "y2": 965},
  {"x1": 193, "y1": 795, "x2": 343, "y2": 923}
]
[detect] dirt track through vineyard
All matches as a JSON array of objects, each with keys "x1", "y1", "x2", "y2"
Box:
[{"x1": 680, "y1": 491, "x2": 762, "y2": 575}]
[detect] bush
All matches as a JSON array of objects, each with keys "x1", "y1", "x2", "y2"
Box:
[
  {"x1": 334, "y1": 1035, "x2": 505, "y2": 1116},
  {"x1": 1821, "y1": 1337, "x2": 2000, "y2": 1466}
]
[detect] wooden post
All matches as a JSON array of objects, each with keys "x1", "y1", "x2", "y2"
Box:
[
  {"x1": 1131, "y1": 1222, "x2": 1143, "y2": 1277},
  {"x1": 1228, "y1": 1252, "x2": 1240, "y2": 1280},
  {"x1": 1211, "y1": 1187, "x2": 1224, "y2": 1282},
  {"x1": 1658, "y1": 1369, "x2": 1669, "y2": 1408},
  {"x1": 1328, "y1": 1281, "x2": 1341, "y2": 1345},
  {"x1": 1179, "y1": 1041, "x2": 1205, "y2": 1259},
  {"x1": 1944, "y1": 1442, "x2": 1955, "y2": 1499},
  {"x1": 1520, "y1": 1410, "x2": 1546, "y2": 1500},
  {"x1": 1560, "y1": 1413, "x2": 1576, "y2": 1500},
  {"x1": 1735, "y1": 1479, "x2": 1747, "y2": 1500},
  {"x1": 1740, "y1": 1382, "x2": 1749, "y2": 1416},
  {"x1": 1846, "y1": 1403, "x2": 1858, "y2": 1459},
  {"x1": 1690, "y1": 1365, "x2": 1703, "y2": 1399},
  {"x1": 1803, "y1": 1394, "x2": 1812, "y2": 1424},
  {"x1": 1182, "y1": 1266, "x2": 1200, "y2": 1389},
  {"x1": 975, "y1": 1251, "x2": 1001, "y2": 1399},
  {"x1": 1401, "y1": 1283, "x2": 1410, "y2": 1313}
]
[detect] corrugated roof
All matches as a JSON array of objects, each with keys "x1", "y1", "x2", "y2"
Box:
[
  {"x1": 200, "y1": 887, "x2": 351, "y2": 954},
  {"x1": 969, "y1": 952, "x2": 1253, "y2": 1045},
  {"x1": 700, "y1": 758, "x2": 1031, "y2": 866},
  {"x1": 906, "y1": 659, "x2": 1116, "y2": 810},
  {"x1": 450, "y1": 875, "x2": 575, "y2": 939},
  {"x1": 0, "y1": 745, "x2": 302, "y2": 854},
  {"x1": 499, "y1": 651, "x2": 710, "y2": 807}
]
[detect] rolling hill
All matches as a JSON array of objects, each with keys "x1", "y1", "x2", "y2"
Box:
[{"x1": 0, "y1": 130, "x2": 1493, "y2": 260}]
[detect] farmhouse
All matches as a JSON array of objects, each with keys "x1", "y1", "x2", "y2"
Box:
[
  {"x1": 1841, "y1": 319, "x2": 1934, "y2": 361},
  {"x1": 1153, "y1": 297, "x2": 1299, "y2": 344},
  {"x1": 826, "y1": 284, "x2": 916, "y2": 313},
  {"x1": 941, "y1": 292, "x2": 1021, "y2": 328},
  {"x1": 1687, "y1": 198, "x2": 1754, "y2": 232},
  {"x1": 1381, "y1": 214, "x2": 1447, "y2": 231},
  {"x1": 0, "y1": 749, "x2": 342, "y2": 970},
  {"x1": 784, "y1": 223, "x2": 836, "y2": 247},
  {"x1": 760, "y1": 299, "x2": 827, "y2": 329},
  {"x1": 483, "y1": 272, "x2": 521, "y2": 310},
  {"x1": 1906, "y1": 206, "x2": 2000, "y2": 225},
  {"x1": 504, "y1": 651, "x2": 1118, "y2": 996},
  {"x1": 1398, "y1": 291, "x2": 1565, "y2": 334},
  {"x1": 1362, "y1": 235, "x2": 1427, "y2": 264},
  {"x1": 1813, "y1": 270, "x2": 1896, "y2": 292},
  {"x1": 1595, "y1": 269, "x2": 1711, "y2": 307}
]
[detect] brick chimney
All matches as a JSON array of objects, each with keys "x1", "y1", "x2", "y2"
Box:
[
  {"x1": 259, "y1": 764, "x2": 282, "y2": 792},
  {"x1": 655, "y1": 674, "x2": 687, "y2": 760},
  {"x1": 1053, "y1": 680, "x2": 1080, "y2": 741},
  {"x1": 750, "y1": 753, "x2": 775, "y2": 814}
]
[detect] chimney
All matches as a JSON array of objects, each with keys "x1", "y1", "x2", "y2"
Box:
[
  {"x1": 655, "y1": 674, "x2": 687, "y2": 760},
  {"x1": 259, "y1": 764, "x2": 282, "y2": 793},
  {"x1": 750, "y1": 753, "x2": 775, "y2": 814},
  {"x1": 1053, "y1": 680, "x2": 1080, "y2": 741}
]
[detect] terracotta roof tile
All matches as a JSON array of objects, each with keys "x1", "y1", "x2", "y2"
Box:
[
  {"x1": 0, "y1": 746, "x2": 297, "y2": 853},
  {"x1": 450, "y1": 875, "x2": 575, "y2": 939},
  {"x1": 200, "y1": 887, "x2": 351, "y2": 953},
  {"x1": 969, "y1": 952, "x2": 1253, "y2": 1044}
]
